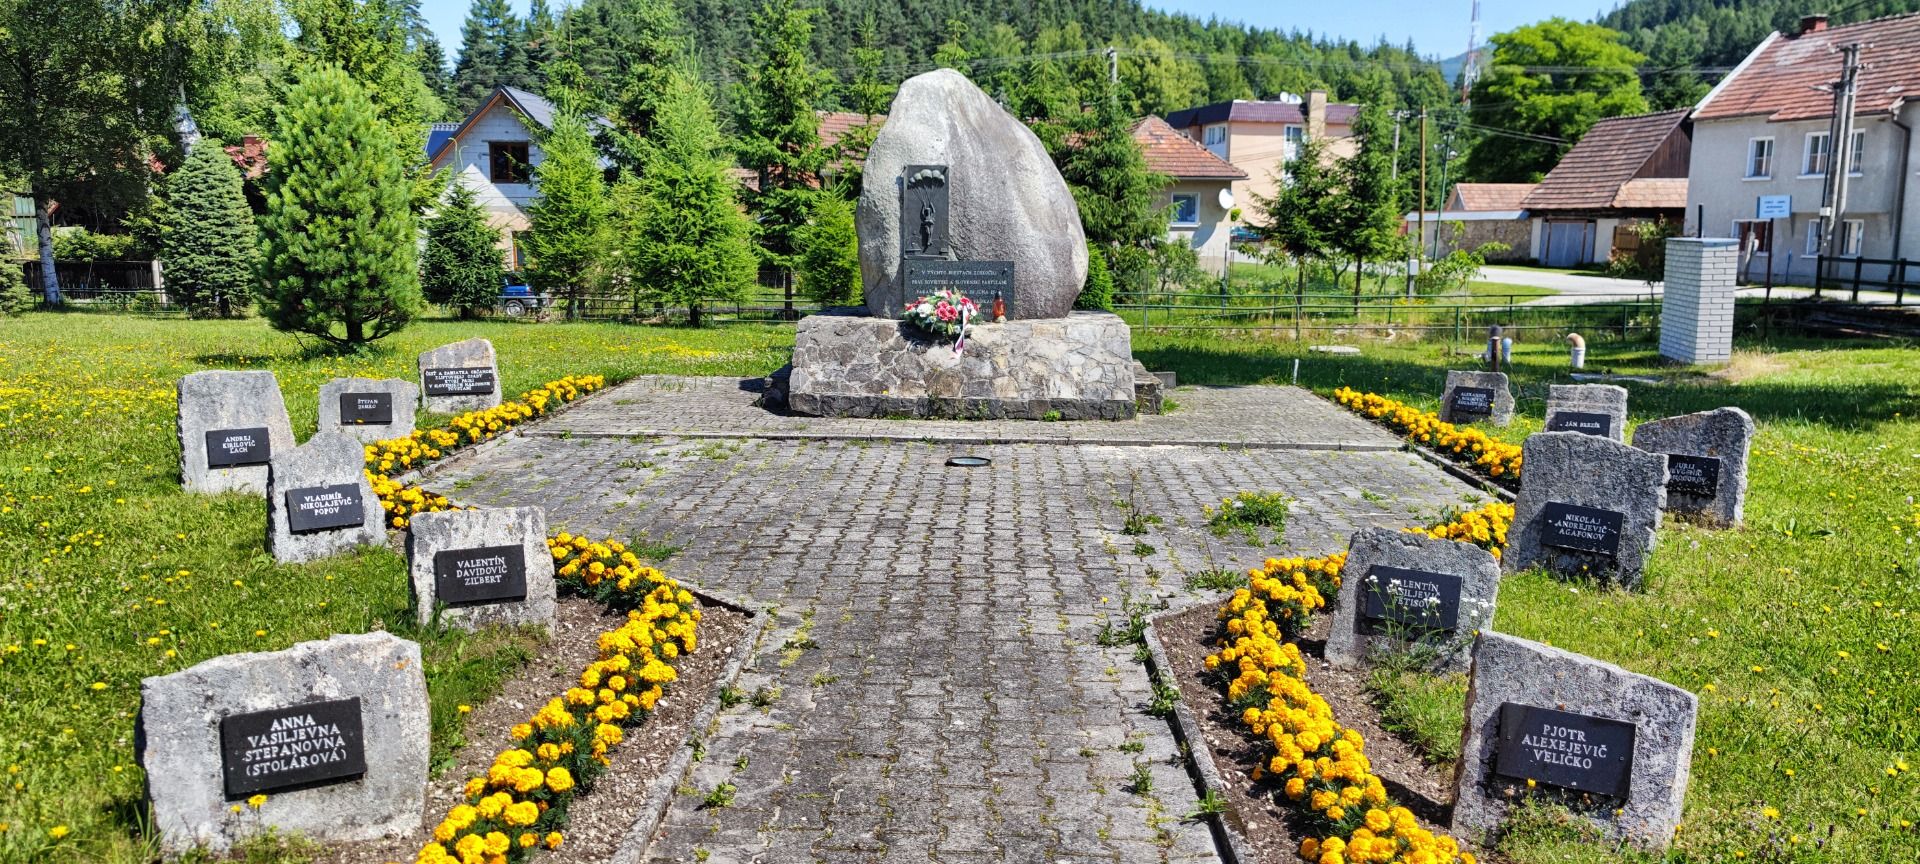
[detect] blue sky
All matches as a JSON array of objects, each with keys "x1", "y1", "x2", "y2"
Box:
[{"x1": 416, "y1": 0, "x2": 1614, "y2": 65}]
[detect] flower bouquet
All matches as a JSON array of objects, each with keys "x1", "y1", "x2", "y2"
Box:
[{"x1": 902, "y1": 288, "x2": 979, "y2": 341}]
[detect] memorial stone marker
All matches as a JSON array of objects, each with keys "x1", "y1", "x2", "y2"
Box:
[
  {"x1": 316, "y1": 377, "x2": 418, "y2": 444},
  {"x1": 1544, "y1": 383, "x2": 1628, "y2": 441},
  {"x1": 1453, "y1": 631, "x2": 1696, "y2": 851},
  {"x1": 266, "y1": 432, "x2": 385, "y2": 564},
  {"x1": 1505, "y1": 432, "x2": 1666, "y2": 589},
  {"x1": 138, "y1": 632, "x2": 429, "y2": 855},
  {"x1": 407, "y1": 506, "x2": 557, "y2": 630},
  {"x1": 178, "y1": 371, "x2": 296, "y2": 496},
  {"x1": 900, "y1": 164, "x2": 950, "y2": 258},
  {"x1": 1326, "y1": 528, "x2": 1501, "y2": 672},
  {"x1": 1631, "y1": 407, "x2": 1754, "y2": 527},
  {"x1": 1441, "y1": 371, "x2": 1513, "y2": 426},
  {"x1": 902, "y1": 259, "x2": 1016, "y2": 316},
  {"x1": 418, "y1": 337, "x2": 501, "y2": 413}
]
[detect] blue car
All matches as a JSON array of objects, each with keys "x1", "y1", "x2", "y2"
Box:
[{"x1": 499, "y1": 276, "x2": 550, "y2": 317}]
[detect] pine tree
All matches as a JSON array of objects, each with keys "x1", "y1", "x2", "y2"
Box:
[
  {"x1": 1058, "y1": 75, "x2": 1166, "y2": 293},
  {"x1": 160, "y1": 141, "x2": 261, "y2": 318},
  {"x1": 794, "y1": 192, "x2": 860, "y2": 305},
  {"x1": 449, "y1": 0, "x2": 523, "y2": 114},
  {"x1": 523, "y1": 96, "x2": 611, "y2": 318},
  {"x1": 622, "y1": 69, "x2": 758, "y2": 326},
  {"x1": 830, "y1": 19, "x2": 893, "y2": 198},
  {"x1": 420, "y1": 178, "x2": 506, "y2": 317},
  {"x1": 259, "y1": 64, "x2": 422, "y2": 347},
  {"x1": 523, "y1": 0, "x2": 557, "y2": 86},
  {"x1": 733, "y1": 0, "x2": 830, "y2": 271},
  {"x1": 1331, "y1": 97, "x2": 1404, "y2": 306}
]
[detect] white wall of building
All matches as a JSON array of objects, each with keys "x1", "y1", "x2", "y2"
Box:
[
  {"x1": 1164, "y1": 179, "x2": 1236, "y2": 275},
  {"x1": 431, "y1": 102, "x2": 543, "y2": 239}
]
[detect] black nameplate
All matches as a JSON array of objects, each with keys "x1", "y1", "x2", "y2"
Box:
[
  {"x1": 285, "y1": 483, "x2": 365, "y2": 534},
  {"x1": 900, "y1": 163, "x2": 950, "y2": 258},
  {"x1": 1546, "y1": 410, "x2": 1613, "y2": 437},
  {"x1": 205, "y1": 427, "x2": 271, "y2": 468},
  {"x1": 422, "y1": 367, "x2": 497, "y2": 397},
  {"x1": 338, "y1": 392, "x2": 394, "y2": 426},
  {"x1": 1361, "y1": 565, "x2": 1464, "y2": 632},
  {"x1": 433, "y1": 544, "x2": 529, "y2": 606},
  {"x1": 1450, "y1": 387, "x2": 1495, "y2": 417},
  {"x1": 1494, "y1": 702, "x2": 1636, "y2": 798},
  {"x1": 903, "y1": 260, "x2": 1015, "y2": 315},
  {"x1": 1665, "y1": 454, "x2": 1721, "y2": 498},
  {"x1": 1540, "y1": 501, "x2": 1624, "y2": 557},
  {"x1": 219, "y1": 696, "x2": 366, "y2": 798}
]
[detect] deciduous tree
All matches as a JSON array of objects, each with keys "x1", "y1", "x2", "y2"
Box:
[{"x1": 1464, "y1": 18, "x2": 1648, "y2": 182}]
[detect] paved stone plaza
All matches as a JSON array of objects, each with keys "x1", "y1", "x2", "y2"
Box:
[{"x1": 427, "y1": 377, "x2": 1485, "y2": 863}]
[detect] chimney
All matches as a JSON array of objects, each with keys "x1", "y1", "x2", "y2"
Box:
[
  {"x1": 1306, "y1": 89, "x2": 1328, "y2": 140},
  {"x1": 1798, "y1": 14, "x2": 1830, "y2": 35}
]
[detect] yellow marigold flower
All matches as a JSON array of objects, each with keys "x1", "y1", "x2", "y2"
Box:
[
  {"x1": 503, "y1": 800, "x2": 540, "y2": 827},
  {"x1": 483, "y1": 831, "x2": 511, "y2": 855},
  {"x1": 545, "y1": 832, "x2": 564, "y2": 849}
]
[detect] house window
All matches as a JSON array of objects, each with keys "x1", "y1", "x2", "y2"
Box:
[
  {"x1": 1203, "y1": 125, "x2": 1226, "y2": 146},
  {"x1": 508, "y1": 231, "x2": 525, "y2": 270},
  {"x1": 1746, "y1": 138, "x2": 1773, "y2": 179},
  {"x1": 1849, "y1": 129, "x2": 1865, "y2": 175},
  {"x1": 1732, "y1": 220, "x2": 1772, "y2": 254},
  {"x1": 1170, "y1": 194, "x2": 1200, "y2": 227},
  {"x1": 1803, "y1": 132, "x2": 1830, "y2": 176},
  {"x1": 1840, "y1": 219, "x2": 1864, "y2": 257},
  {"x1": 490, "y1": 141, "x2": 531, "y2": 184},
  {"x1": 1284, "y1": 125, "x2": 1304, "y2": 160},
  {"x1": 1806, "y1": 218, "x2": 1823, "y2": 255}
]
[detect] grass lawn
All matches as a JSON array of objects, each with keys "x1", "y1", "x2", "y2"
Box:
[
  {"x1": 1137, "y1": 332, "x2": 1920, "y2": 862},
  {"x1": 0, "y1": 313, "x2": 791, "y2": 864}
]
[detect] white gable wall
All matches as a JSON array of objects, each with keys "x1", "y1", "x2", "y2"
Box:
[{"x1": 431, "y1": 99, "x2": 543, "y2": 236}]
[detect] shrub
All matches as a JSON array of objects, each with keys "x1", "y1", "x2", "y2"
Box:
[
  {"x1": 160, "y1": 141, "x2": 261, "y2": 317},
  {"x1": 421, "y1": 178, "x2": 507, "y2": 317},
  {"x1": 259, "y1": 64, "x2": 422, "y2": 347},
  {"x1": 794, "y1": 192, "x2": 859, "y2": 306},
  {"x1": 1077, "y1": 242, "x2": 1115, "y2": 311},
  {"x1": 1414, "y1": 241, "x2": 1508, "y2": 296},
  {"x1": 1606, "y1": 219, "x2": 1680, "y2": 286},
  {"x1": 0, "y1": 258, "x2": 28, "y2": 315},
  {"x1": 51, "y1": 228, "x2": 138, "y2": 262}
]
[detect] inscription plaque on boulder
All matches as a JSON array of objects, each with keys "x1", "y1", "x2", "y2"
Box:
[
  {"x1": 1545, "y1": 410, "x2": 1613, "y2": 437},
  {"x1": 408, "y1": 506, "x2": 557, "y2": 630},
  {"x1": 317, "y1": 377, "x2": 418, "y2": 444},
  {"x1": 284, "y1": 483, "x2": 367, "y2": 534},
  {"x1": 1453, "y1": 631, "x2": 1695, "y2": 851},
  {"x1": 1325, "y1": 527, "x2": 1501, "y2": 672},
  {"x1": 178, "y1": 370, "x2": 296, "y2": 495},
  {"x1": 1441, "y1": 370, "x2": 1513, "y2": 426},
  {"x1": 433, "y1": 544, "x2": 528, "y2": 606},
  {"x1": 1540, "y1": 501, "x2": 1624, "y2": 557},
  {"x1": 205, "y1": 427, "x2": 271, "y2": 469},
  {"x1": 267, "y1": 433, "x2": 385, "y2": 564},
  {"x1": 899, "y1": 164, "x2": 950, "y2": 258},
  {"x1": 1494, "y1": 702, "x2": 1636, "y2": 798},
  {"x1": 138, "y1": 632, "x2": 429, "y2": 854},
  {"x1": 1506, "y1": 432, "x2": 1666, "y2": 589},
  {"x1": 902, "y1": 260, "x2": 1015, "y2": 315},
  {"x1": 1631, "y1": 407, "x2": 1753, "y2": 527},
  {"x1": 418, "y1": 338, "x2": 501, "y2": 413},
  {"x1": 220, "y1": 697, "x2": 367, "y2": 798}
]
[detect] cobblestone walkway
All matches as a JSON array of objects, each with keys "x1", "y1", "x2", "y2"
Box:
[
  {"x1": 427, "y1": 386, "x2": 1484, "y2": 864},
  {"x1": 527, "y1": 376, "x2": 1405, "y2": 451}
]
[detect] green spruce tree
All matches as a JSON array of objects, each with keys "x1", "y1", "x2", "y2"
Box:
[
  {"x1": 161, "y1": 141, "x2": 261, "y2": 318},
  {"x1": 733, "y1": 0, "x2": 829, "y2": 271},
  {"x1": 623, "y1": 69, "x2": 758, "y2": 326},
  {"x1": 1059, "y1": 75, "x2": 1167, "y2": 296},
  {"x1": 1251, "y1": 135, "x2": 1338, "y2": 282},
  {"x1": 794, "y1": 191, "x2": 860, "y2": 306},
  {"x1": 450, "y1": 0, "x2": 523, "y2": 113},
  {"x1": 523, "y1": 93, "x2": 612, "y2": 319},
  {"x1": 1332, "y1": 97, "x2": 1405, "y2": 306},
  {"x1": 259, "y1": 64, "x2": 422, "y2": 347},
  {"x1": 420, "y1": 178, "x2": 506, "y2": 317},
  {"x1": 0, "y1": 255, "x2": 28, "y2": 316}
]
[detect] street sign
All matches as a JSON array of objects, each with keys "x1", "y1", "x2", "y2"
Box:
[{"x1": 1757, "y1": 195, "x2": 1791, "y2": 219}]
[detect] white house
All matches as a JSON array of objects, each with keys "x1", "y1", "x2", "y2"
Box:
[
  {"x1": 427, "y1": 86, "x2": 609, "y2": 269},
  {"x1": 1686, "y1": 13, "x2": 1920, "y2": 286},
  {"x1": 1131, "y1": 116, "x2": 1247, "y2": 274}
]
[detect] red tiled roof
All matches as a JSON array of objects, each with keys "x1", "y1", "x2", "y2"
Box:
[
  {"x1": 818, "y1": 111, "x2": 884, "y2": 149},
  {"x1": 1449, "y1": 183, "x2": 1536, "y2": 211},
  {"x1": 1611, "y1": 178, "x2": 1689, "y2": 209},
  {"x1": 1130, "y1": 116, "x2": 1247, "y2": 180},
  {"x1": 1523, "y1": 109, "x2": 1690, "y2": 211},
  {"x1": 1696, "y1": 13, "x2": 1920, "y2": 122}
]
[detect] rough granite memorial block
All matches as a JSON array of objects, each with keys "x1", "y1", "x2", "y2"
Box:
[
  {"x1": 856, "y1": 69, "x2": 1088, "y2": 319},
  {"x1": 316, "y1": 377, "x2": 419, "y2": 444},
  {"x1": 1506, "y1": 432, "x2": 1666, "y2": 589},
  {"x1": 267, "y1": 432, "x2": 385, "y2": 564},
  {"x1": 1631, "y1": 407, "x2": 1754, "y2": 528},
  {"x1": 407, "y1": 506, "x2": 557, "y2": 630},
  {"x1": 1544, "y1": 383, "x2": 1628, "y2": 441},
  {"x1": 1326, "y1": 528, "x2": 1501, "y2": 672},
  {"x1": 1441, "y1": 370, "x2": 1513, "y2": 426},
  {"x1": 417, "y1": 337, "x2": 501, "y2": 414},
  {"x1": 1452, "y1": 631, "x2": 1696, "y2": 851},
  {"x1": 178, "y1": 371, "x2": 297, "y2": 496},
  {"x1": 787, "y1": 309, "x2": 1137, "y2": 419},
  {"x1": 137, "y1": 632, "x2": 429, "y2": 855}
]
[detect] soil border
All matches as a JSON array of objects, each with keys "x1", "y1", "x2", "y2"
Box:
[{"x1": 1144, "y1": 594, "x2": 1255, "y2": 864}]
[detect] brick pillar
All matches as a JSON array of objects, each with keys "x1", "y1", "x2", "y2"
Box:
[{"x1": 1660, "y1": 237, "x2": 1738, "y2": 365}]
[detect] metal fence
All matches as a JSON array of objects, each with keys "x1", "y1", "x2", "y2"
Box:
[
  {"x1": 22, "y1": 260, "x2": 176, "y2": 310},
  {"x1": 1112, "y1": 284, "x2": 1663, "y2": 343},
  {"x1": 541, "y1": 267, "x2": 823, "y2": 323},
  {"x1": 1813, "y1": 255, "x2": 1920, "y2": 303}
]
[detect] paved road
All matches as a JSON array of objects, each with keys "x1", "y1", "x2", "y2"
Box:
[
  {"x1": 1480, "y1": 265, "x2": 1907, "y2": 307},
  {"x1": 427, "y1": 377, "x2": 1487, "y2": 864}
]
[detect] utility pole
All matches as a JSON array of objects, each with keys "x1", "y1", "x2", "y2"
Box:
[
  {"x1": 1818, "y1": 42, "x2": 1863, "y2": 285},
  {"x1": 1413, "y1": 108, "x2": 1428, "y2": 298},
  {"x1": 1392, "y1": 112, "x2": 1402, "y2": 180},
  {"x1": 1106, "y1": 46, "x2": 1118, "y2": 85}
]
